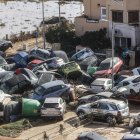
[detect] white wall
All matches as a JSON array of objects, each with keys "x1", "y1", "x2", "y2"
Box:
[{"x1": 109, "y1": 22, "x2": 140, "y2": 48}]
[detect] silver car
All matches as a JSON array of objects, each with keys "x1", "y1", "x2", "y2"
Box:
[
  {"x1": 41, "y1": 97, "x2": 66, "y2": 120},
  {"x1": 77, "y1": 99, "x2": 129, "y2": 123}
]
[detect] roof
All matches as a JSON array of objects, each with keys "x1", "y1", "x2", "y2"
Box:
[
  {"x1": 95, "y1": 78, "x2": 111, "y2": 81},
  {"x1": 101, "y1": 57, "x2": 118, "y2": 63},
  {"x1": 97, "y1": 98, "x2": 124, "y2": 104},
  {"x1": 97, "y1": 92, "x2": 113, "y2": 97},
  {"x1": 41, "y1": 80, "x2": 64, "y2": 89},
  {"x1": 44, "y1": 97, "x2": 61, "y2": 103},
  {"x1": 79, "y1": 131, "x2": 106, "y2": 140},
  {"x1": 121, "y1": 75, "x2": 140, "y2": 82},
  {"x1": 79, "y1": 94, "x2": 95, "y2": 100},
  {"x1": 16, "y1": 51, "x2": 28, "y2": 57},
  {"x1": 30, "y1": 59, "x2": 43, "y2": 64}
]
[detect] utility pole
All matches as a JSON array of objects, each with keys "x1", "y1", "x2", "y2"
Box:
[
  {"x1": 58, "y1": 0, "x2": 61, "y2": 26},
  {"x1": 42, "y1": 0, "x2": 46, "y2": 49},
  {"x1": 112, "y1": 22, "x2": 114, "y2": 89}
]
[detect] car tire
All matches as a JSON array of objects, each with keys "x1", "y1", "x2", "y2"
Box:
[
  {"x1": 130, "y1": 89, "x2": 137, "y2": 96},
  {"x1": 106, "y1": 115, "x2": 116, "y2": 127},
  {"x1": 77, "y1": 111, "x2": 86, "y2": 120},
  {"x1": 60, "y1": 114, "x2": 64, "y2": 121}
]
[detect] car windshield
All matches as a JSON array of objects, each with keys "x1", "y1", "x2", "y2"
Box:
[
  {"x1": 43, "y1": 103, "x2": 58, "y2": 108},
  {"x1": 117, "y1": 103, "x2": 127, "y2": 110},
  {"x1": 35, "y1": 86, "x2": 46, "y2": 95},
  {"x1": 98, "y1": 62, "x2": 111, "y2": 71},
  {"x1": 92, "y1": 80, "x2": 105, "y2": 85}
]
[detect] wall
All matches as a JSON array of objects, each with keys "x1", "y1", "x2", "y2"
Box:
[
  {"x1": 109, "y1": 22, "x2": 140, "y2": 47},
  {"x1": 84, "y1": 0, "x2": 106, "y2": 19},
  {"x1": 75, "y1": 17, "x2": 108, "y2": 36}
]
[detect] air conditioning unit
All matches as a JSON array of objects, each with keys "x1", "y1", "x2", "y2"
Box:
[{"x1": 114, "y1": 29, "x2": 123, "y2": 36}]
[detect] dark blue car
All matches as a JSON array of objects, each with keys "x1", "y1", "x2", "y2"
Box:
[{"x1": 13, "y1": 51, "x2": 28, "y2": 68}]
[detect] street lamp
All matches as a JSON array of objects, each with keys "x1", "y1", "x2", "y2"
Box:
[{"x1": 41, "y1": 0, "x2": 46, "y2": 49}]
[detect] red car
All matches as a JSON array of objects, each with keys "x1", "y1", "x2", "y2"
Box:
[
  {"x1": 93, "y1": 57, "x2": 123, "y2": 78},
  {"x1": 27, "y1": 59, "x2": 43, "y2": 70}
]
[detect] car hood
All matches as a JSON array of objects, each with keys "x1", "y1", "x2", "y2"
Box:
[
  {"x1": 77, "y1": 103, "x2": 91, "y2": 109},
  {"x1": 123, "y1": 134, "x2": 140, "y2": 139}
]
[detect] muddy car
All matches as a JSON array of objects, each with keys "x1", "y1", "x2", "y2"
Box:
[{"x1": 58, "y1": 61, "x2": 82, "y2": 79}]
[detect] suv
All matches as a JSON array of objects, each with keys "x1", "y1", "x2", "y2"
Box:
[
  {"x1": 41, "y1": 97, "x2": 66, "y2": 120},
  {"x1": 77, "y1": 99, "x2": 129, "y2": 123}
]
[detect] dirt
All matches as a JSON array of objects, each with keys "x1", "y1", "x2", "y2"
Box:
[{"x1": 5, "y1": 38, "x2": 43, "y2": 56}]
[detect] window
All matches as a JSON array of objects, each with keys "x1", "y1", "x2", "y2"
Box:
[
  {"x1": 101, "y1": 7, "x2": 106, "y2": 19},
  {"x1": 112, "y1": 11, "x2": 123, "y2": 22},
  {"x1": 128, "y1": 11, "x2": 139, "y2": 24},
  {"x1": 115, "y1": 37, "x2": 131, "y2": 48},
  {"x1": 99, "y1": 103, "x2": 109, "y2": 110},
  {"x1": 110, "y1": 104, "x2": 118, "y2": 110},
  {"x1": 90, "y1": 103, "x2": 98, "y2": 108},
  {"x1": 123, "y1": 81, "x2": 129, "y2": 86},
  {"x1": 19, "y1": 81, "x2": 28, "y2": 88},
  {"x1": 51, "y1": 85, "x2": 62, "y2": 92},
  {"x1": 132, "y1": 76, "x2": 140, "y2": 83}
]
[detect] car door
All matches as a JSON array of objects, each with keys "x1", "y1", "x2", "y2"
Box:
[
  {"x1": 98, "y1": 102, "x2": 110, "y2": 119},
  {"x1": 90, "y1": 103, "x2": 100, "y2": 118}
]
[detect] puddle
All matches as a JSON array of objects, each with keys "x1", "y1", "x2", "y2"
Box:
[{"x1": 0, "y1": 0, "x2": 83, "y2": 39}]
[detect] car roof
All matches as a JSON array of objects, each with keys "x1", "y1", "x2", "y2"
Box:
[
  {"x1": 41, "y1": 80, "x2": 65, "y2": 89},
  {"x1": 97, "y1": 92, "x2": 113, "y2": 97},
  {"x1": 16, "y1": 51, "x2": 28, "y2": 57},
  {"x1": 97, "y1": 98, "x2": 124, "y2": 104},
  {"x1": 101, "y1": 57, "x2": 118, "y2": 63},
  {"x1": 121, "y1": 75, "x2": 140, "y2": 82},
  {"x1": 79, "y1": 131, "x2": 106, "y2": 140},
  {"x1": 94, "y1": 78, "x2": 111, "y2": 81},
  {"x1": 44, "y1": 97, "x2": 61, "y2": 103},
  {"x1": 79, "y1": 94, "x2": 95, "y2": 100}
]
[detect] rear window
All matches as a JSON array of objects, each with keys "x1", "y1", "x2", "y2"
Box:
[
  {"x1": 98, "y1": 62, "x2": 110, "y2": 71},
  {"x1": 92, "y1": 80, "x2": 105, "y2": 85},
  {"x1": 44, "y1": 103, "x2": 58, "y2": 108},
  {"x1": 117, "y1": 103, "x2": 127, "y2": 110}
]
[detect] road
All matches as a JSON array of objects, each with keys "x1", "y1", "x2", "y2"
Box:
[{"x1": 17, "y1": 102, "x2": 140, "y2": 140}]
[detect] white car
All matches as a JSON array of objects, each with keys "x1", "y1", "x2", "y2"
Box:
[
  {"x1": 114, "y1": 75, "x2": 140, "y2": 95},
  {"x1": 90, "y1": 78, "x2": 112, "y2": 93},
  {"x1": 40, "y1": 97, "x2": 66, "y2": 120},
  {"x1": 71, "y1": 48, "x2": 94, "y2": 61},
  {"x1": 132, "y1": 67, "x2": 140, "y2": 75}
]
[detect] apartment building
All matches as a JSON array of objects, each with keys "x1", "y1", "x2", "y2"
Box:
[{"x1": 75, "y1": 0, "x2": 140, "y2": 49}]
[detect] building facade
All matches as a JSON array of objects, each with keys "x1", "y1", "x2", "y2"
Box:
[{"x1": 75, "y1": 0, "x2": 140, "y2": 49}]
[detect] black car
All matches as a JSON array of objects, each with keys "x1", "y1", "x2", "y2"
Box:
[
  {"x1": 0, "y1": 74, "x2": 38, "y2": 95},
  {"x1": 0, "y1": 40, "x2": 13, "y2": 52},
  {"x1": 76, "y1": 131, "x2": 107, "y2": 140}
]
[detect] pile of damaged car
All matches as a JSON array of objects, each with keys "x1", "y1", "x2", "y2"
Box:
[{"x1": 0, "y1": 45, "x2": 140, "y2": 140}]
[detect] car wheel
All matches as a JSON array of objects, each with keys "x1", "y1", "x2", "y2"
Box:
[
  {"x1": 60, "y1": 114, "x2": 64, "y2": 121},
  {"x1": 130, "y1": 89, "x2": 137, "y2": 96},
  {"x1": 77, "y1": 111, "x2": 86, "y2": 120},
  {"x1": 106, "y1": 115, "x2": 116, "y2": 127}
]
